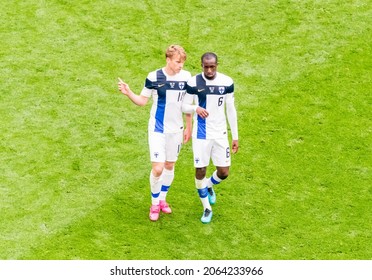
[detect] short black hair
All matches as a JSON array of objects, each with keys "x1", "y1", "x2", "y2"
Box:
[{"x1": 201, "y1": 52, "x2": 218, "y2": 63}]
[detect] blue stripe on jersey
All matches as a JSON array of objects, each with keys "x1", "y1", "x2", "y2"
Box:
[
  {"x1": 154, "y1": 70, "x2": 167, "y2": 133},
  {"x1": 226, "y1": 83, "x2": 234, "y2": 94},
  {"x1": 196, "y1": 74, "x2": 207, "y2": 139},
  {"x1": 197, "y1": 115, "x2": 206, "y2": 139}
]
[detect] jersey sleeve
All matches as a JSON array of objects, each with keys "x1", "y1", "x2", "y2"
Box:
[
  {"x1": 182, "y1": 78, "x2": 198, "y2": 113},
  {"x1": 140, "y1": 71, "x2": 157, "y2": 98},
  {"x1": 225, "y1": 82, "x2": 238, "y2": 140}
]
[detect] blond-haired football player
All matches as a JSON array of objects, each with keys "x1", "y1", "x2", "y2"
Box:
[{"x1": 118, "y1": 45, "x2": 192, "y2": 221}]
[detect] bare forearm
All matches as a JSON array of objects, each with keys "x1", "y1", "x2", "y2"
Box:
[
  {"x1": 118, "y1": 78, "x2": 148, "y2": 106},
  {"x1": 126, "y1": 91, "x2": 148, "y2": 106}
]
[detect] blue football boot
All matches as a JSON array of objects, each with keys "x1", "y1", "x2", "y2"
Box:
[
  {"x1": 201, "y1": 208, "x2": 213, "y2": 224},
  {"x1": 208, "y1": 187, "x2": 216, "y2": 205}
]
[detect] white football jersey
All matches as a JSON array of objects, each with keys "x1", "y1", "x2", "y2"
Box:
[
  {"x1": 141, "y1": 68, "x2": 191, "y2": 133},
  {"x1": 184, "y1": 72, "x2": 236, "y2": 139}
]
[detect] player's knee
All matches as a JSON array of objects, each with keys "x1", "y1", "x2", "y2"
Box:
[
  {"x1": 217, "y1": 168, "x2": 229, "y2": 180},
  {"x1": 195, "y1": 167, "x2": 206, "y2": 180},
  {"x1": 164, "y1": 161, "x2": 175, "y2": 171},
  {"x1": 152, "y1": 166, "x2": 164, "y2": 177},
  {"x1": 219, "y1": 173, "x2": 229, "y2": 180}
]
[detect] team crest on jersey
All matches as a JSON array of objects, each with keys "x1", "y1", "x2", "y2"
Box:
[
  {"x1": 219, "y1": 87, "x2": 225, "y2": 94},
  {"x1": 178, "y1": 82, "x2": 185, "y2": 90},
  {"x1": 209, "y1": 87, "x2": 215, "y2": 93},
  {"x1": 170, "y1": 82, "x2": 175, "y2": 88}
]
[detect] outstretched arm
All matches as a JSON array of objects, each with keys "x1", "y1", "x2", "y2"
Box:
[{"x1": 118, "y1": 78, "x2": 148, "y2": 107}]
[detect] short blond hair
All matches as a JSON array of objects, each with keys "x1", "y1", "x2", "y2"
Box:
[{"x1": 165, "y1": 44, "x2": 187, "y2": 61}]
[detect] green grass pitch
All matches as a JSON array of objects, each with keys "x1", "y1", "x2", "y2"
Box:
[{"x1": 0, "y1": 0, "x2": 370, "y2": 260}]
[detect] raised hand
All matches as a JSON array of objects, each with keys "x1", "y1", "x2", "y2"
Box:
[{"x1": 118, "y1": 77, "x2": 131, "y2": 96}]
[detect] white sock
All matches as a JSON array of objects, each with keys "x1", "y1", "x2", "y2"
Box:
[
  {"x1": 159, "y1": 168, "x2": 174, "y2": 201},
  {"x1": 150, "y1": 171, "x2": 162, "y2": 205},
  {"x1": 206, "y1": 170, "x2": 223, "y2": 188},
  {"x1": 195, "y1": 177, "x2": 211, "y2": 210}
]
